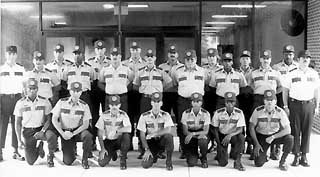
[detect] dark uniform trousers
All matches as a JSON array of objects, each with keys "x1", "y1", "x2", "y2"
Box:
[
  {"x1": 289, "y1": 98, "x2": 315, "y2": 154},
  {"x1": 216, "y1": 132, "x2": 245, "y2": 166},
  {"x1": 127, "y1": 88, "x2": 141, "y2": 148},
  {"x1": 184, "y1": 135, "x2": 209, "y2": 166},
  {"x1": 98, "y1": 133, "x2": 130, "y2": 167},
  {"x1": 177, "y1": 96, "x2": 192, "y2": 152},
  {"x1": 0, "y1": 94, "x2": 21, "y2": 149},
  {"x1": 254, "y1": 133, "x2": 293, "y2": 167},
  {"x1": 162, "y1": 92, "x2": 179, "y2": 123},
  {"x1": 105, "y1": 93, "x2": 128, "y2": 113},
  {"x1": 252, "y1": 94, "x2": 264, "y2": 112},
  {"x1": 61, "y1": 130, "x2": 92, "y2": 165},
  {"x1": 203, "y1": 87, "x2": 217, "y2": 117},
  {"x1": 238, "y1": 92, "x2": 254, "y2": 144},
  {"x1": 22, "y1": 127, "x2": 58, "y2": 165},
  {"x1": 141, "y1": 134, "x2": 174, "y2": 168}
]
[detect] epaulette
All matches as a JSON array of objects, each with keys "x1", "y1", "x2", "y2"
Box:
[
  {"x1": 156, "y1": 67, "x2": 163, "y2": 71},
  {"x1": 275, "y1": 106, "x2": 282, "y2": 112},
  {"x1": 142, "y1": 111, "x2": 151, "y2": 116},
  {"x1": 119, "y1": 110, "x2": 126, "y2": 115},
  {"x1": 138, "y1": 66, "x2": 146, "y2": 71},
  {"x1": 38, "y1": 95, "x2": 46, "y2": 100},
  {"x1": 84, "y1": 62, "x2": 91, "y2": 67},
  {"x1": 16, "y1": 63, "x2": 23, "y2": 67},
  {"x1": 256, "y1": 105, "x2": 264, "y2": 111},
  {"x1": 215, "y1": 68, "x2": 223, "y2": 73},
  {"x1": 176, "y1": 65, "x2": 184, "y2": 70},
  {"x1": 65, "y1": 59, "x2": 73, "y2": 64},
  {"x1": 61, "y1": 97, "x2": 69, "y2": 101},
  {"x1": 216, "y1": 107, "x2": 225, "y2": 113},
  {"x1": 19, "y1": 97, "x2": 26, "y2": 101},
  {"x1": 234, "y1": 108, "x2": 242, "y2": 113},
  {"x1": 103, "y1": 110, "x2": 111, "y2": 114},
  {"x1": 289, "y1": 68, "x2": 297, "y2": 72},
  {"x1": 185, "y1": 108, "x2": 191, "y2": 113},
  {"x1": 200, "y1": 108, "x2": 209, "y2": 114},
  {"x1": 88, "y1": 57, "x2": 95, "y2": 61},
  {"x1": 45, "y1": 68, "x2": 52, "y2": 72},
  {"x1": 79, "y1": 99, "x2": 87, "y2": 105}
]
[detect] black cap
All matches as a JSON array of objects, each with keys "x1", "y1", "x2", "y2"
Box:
[
  {"x1": 264, "y1": 90, "x2": 276, "y2": 101},
  {"x1": 130, "y1": 41, "x2": 140, "y2": 49},
  {"x1": 190, "y1": 92, "x2": 203, "y2": 102},
  {"x1": 168, "y1": 45, "x2": 177, "y2": 54},
  {"x1": 111, "y1": 47, "x2": 120, "y2": 56},
  {"x1": 146, "y1": 49, "x2": 154, "y2": 57},
  {"x1": 54, "y1": 44, "x2": 64, "y2": 52},
  {"x1": 298, "y1": 50, "x2": 311, "y2": 58},
  {"x1": 224, "y1": 92, "x2": 236, "y2": 102},
  {"x1": 151, "y1": 92, "x2": 162, "y2": 102},
  {"x1": 69, "y1": 82, "x2": 82, "y2": 92},
  {"x1": 222, "y1": 53, "x2": 233, "y2": 60},
  {"x1": 207, "y1": 48, "x2": 218, "y2": 57},
  {"x1": 283, "y1": 45, "x2": 295, "y2": 53},
  {"x1": 94, "y1": 40, "x2": 106, "y2": 49},
  {"x1": 261, "y1": 50, "x2": 272, "y2": 59},
  {"x1": 6, "y1": 46, "x2": 17, "y2": 53},
  {"x1": 184, "y1": 50, "x2": 196, "y2": 60},
  {"x1": 26, "y1": 78, "x2": 38, "y2": 88},
  {"x1": 109, "y1": 95, "x2": 121, "y2": 105},
  {"x1": 34, "y1": 52, "x2": 45, "y2": 60},
  {"x1": 240, "y1": 50, "x2": 251, "y2": 57},
  {"x1": 72, "y1": 46, "x2": 82, "y2": 55}
]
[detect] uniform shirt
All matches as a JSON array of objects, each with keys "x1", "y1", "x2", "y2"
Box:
[
  {"x1": 13, "y1": 95, "x2": 52, "y2": 128},
  {"x1": 239, "y1": 66, "x2": 253, "y2": 83},
  {"x1": 46, "y1": 59, "x2": 72, "y2": 80},
  {"x1": 272, "y1": 61, "x2": 299, "y2": 84},
  {"x1": 95, "y1": 110, "x2": 132, "y2": 140},
  {"x1": 25, "y1": 68, "x2": 60, "y2": 99},
  {"x1": 212, "y1": 107, "x2": 246, "y2": 135},
  {"x1": 87, "y1": 56, "x2": 110, "y2": 78},
  {"x1": 133, "y1": 66, "x2": 172, "y2": 95},
  {"x1": 158, "y1": 60, "x2": 183, "y2": 92},
  {"x1": 0, "y1": 62, "x2": 25, "y2": 94},
  {"x1": 171, "y1": 65, "x2": 208, "y2": 98},
  {"x1": 181, "y1": 108, "x2": 211, "y2": 132},
  {"x1": 282, "y1": 67, "x2": 320, "y2": 101},
  {"x1": 209, "y1": 68, "x2": 247, "y2": 97},
  {"x1": 250, "y1": 105, "x2": 289, "y2": 135},
  {"x1": 122, "y1": 57, "x2": 146, "y2": 74},
  {"x1": 137, "y1": 110, "x2": 174, "y2": 139},
  {"x1": 247, "y1": 67, "x2": 282, "y2": 95},
  {"x1": 62, "y1": 63, "x2": 95, "y2": 91},
  {"x1": 99, "y1": 64, "x2": 134, "y2": 94},
  {"x1": 202, "y1": 63, "x2": 223, "y2": 81},
  {"x1": 51, "y1": 97, "x2": 92, "y2": 129}
]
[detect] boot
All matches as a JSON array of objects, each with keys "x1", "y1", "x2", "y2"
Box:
[
  {"x1": 47, "y1": 154, "x2": 54, "y2": 168},
  {"x1": 166, "y1": 160, "x2": 173, "y2": 171},
  {"x1": 38, "y1": 141, "x2": 45, "y2": 158},
  {"x1": 0, "y1": 149, "x2": 3, "y2": 162},
  {"x1": 291, "y1": 154, "x2": 300, "y2": 166},
  {"x1": 13, "y1": 151, "x2": 25, "y2": 161},
  {"x1": 300, "y1": 153, "x2": 310, "y2": 167},
  {"x1": 82, "y1": 152, "x2": 90, "y2": 169},
  {"x1": 200, "y1": 156, "x2": 208, "y2": 168},
  {"x1": 233, "y1": 154, "x2": 245, "y2": 171},
  {"x1": 279, "y1": 152, "x2": 289, "y2": 171},
  {"x1": 120, "y1": 157, "x2": 127, "y2": 170}
]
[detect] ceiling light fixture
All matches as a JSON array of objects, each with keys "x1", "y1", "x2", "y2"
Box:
[
  {"x1": 202, "y1": 27, "x2": 227, "y2": 30},
  {"x1": 103, "y1": 4, "x2": 149, "y2": 9},
  {"x1": 221, "y1": 4, "x2": 266, "y2": 8},
  {"x1": 0, "y1": 4, "x2": 33, "y2": 11},
  {"x1": 103, "y1": 4, "x2": 114, "y2": 9},
  {"x1": 206, "y1": 21, "x2": 235, "y2": 25},
  {"x1": 212, "y1": 15, "x2": 248, "y2": 18},
  {"x1": 30, "y1": 15, "x2": 64, "y2": 19}
]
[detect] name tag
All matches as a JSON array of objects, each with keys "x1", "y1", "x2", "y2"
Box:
[
  {"x1": 216, "y1": 78, "x2": 226, "y2": 83},
  {"x1": 187, "y1": 121, "x2": 195, "y2": 125},
  {"x1": 81, "y1": 72, "x2": 89, "y2": 76},
  {"x1": 61, "y1": 108, "x2": 70, "y2": 114},
  {"x1": 195, "y1": 76, "x2": 203, "y2": 80},
  {"x1": 105, "y1": 74, "x2": 112, "y2": 79},
  {"x1": 35, "y1": 106, "x2": 45, "y2": 111},
  {"x1": 231, "y1": 79, "x2": 240, "y2": 84},
  {"x1": 119, "y1": 74, "x2": 127, "y2": 78},
  {"x1": 146, "y1": 123, "x2": 154, "y2": 128},
  {"x1": 14, "y1": 72, "x2": 23, "y2": 76},
  {"x1": 229, "y1": 119, "x2": 238, "y2": 124},
  {"x1": 158, "y1": 123, "x2": 164, "y2": 129},
  {"x1": 253, "y1": 76, "x2": 264, "y2": 82},
  {"x1": 153, "y1": 76, "x2": 162, "y2": 81},
  {"x1": 268, "y1": 76, "x2": 276, "y2": 80},
  {"x1": 140, "y1": 76, "x2": 149, "y2": 81},
  {"x1": 292, "y1": 77, "x2": 301, "y2": 83},
  {"x1": 75, "y1": 110, "x2": 84, "y2": 116},
  {"x1": 178, "y1": 77, "x2": 187, "y2": 82},
  {"x1": 67, "y1": 71, "x2": 76, "y2": 76},
  {"x1": 40, "y1": 78, "x2": 50, "y2": 83},
  {"x1": 115, "y1": 121, "x2": 123, "y2": 127},
  {"x1": 23, "y1": 106, "x2": 31, "y2": 112}
]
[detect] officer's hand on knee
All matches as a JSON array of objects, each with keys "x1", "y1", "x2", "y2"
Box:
[
  {"x1": 254, "y1": 144, "x2": 263, "y2": 157},
  {"x1": 99, "y1": 149, "x2": 108, "y2": 160},
  {"x1": 185, "y1": 134, "x2": 193, "y2": 144},
  {"x1": 143, "y1": 149, "x2": 153, "y2": 161}
]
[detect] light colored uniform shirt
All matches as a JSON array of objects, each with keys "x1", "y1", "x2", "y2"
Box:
[
  {"x1": 99, "y1": 64, "x2": 134, "y2": 94},
  {"x1": 181, "y1": 108, "x2": 211, "y2": 131},
  {"x1": 0, "y1": 62, "x2": 25, "y2": 94},
  {"x1": 122, "y1": 57, "x2": 146, "y2": 74},
  {"x1": 133, "y1": 66, "x2": 172, "y2": 95},
  {"x1": 202, "y1": 63, "x2": 223, "y2": 82},
  {"x1": 171, "y1": 65, "x2": 208, "y2": 98},
  {"x1": 158, "y1": 60, "x2": 183, "y2": 92},
  {"x1": 247, "y1": 67, "x2": 282, "y2": 95},
  {"x1": 282, "y1": 67, "x2": 320, "y2": 101},
  {"x1": 272, "y1": 61, "x2": 299, "y2": 85},
  {"x1": 209, "y1": 68, "x2": 247, "y2": 97},
  {"x1": 51, "y1": 97, "x2": 92, "y2": 129},
  {"x1": 250, "y1": 105, "x2": 289, "y2": 135},
  {"x1": 62, "y1": 63, "x2": 96, "y2": 91},
  {"x1": 46, "y1": 59, "x2": 72, "y2": 80},
  {"x1": 239, "y1": 66, "x2": 253, "y2": 83},
  {"x1": 212, "y1": 107, "x2": 246, "y2": 135},
  {"x1": 25, "y1": 68, "x2": 60, "y2": 99},
  {"x1": 14, "y1": 95, "x2": 52, "y2": 128},
  {"x1": 95, "y1": 110, "x2": 132, "y2": 140},
  {"x1": 87, "y1": 56, "x2": 110, "y2": 78},
  {"x1": 137, "y1": 110, "x2": 174, "y2": 139}
]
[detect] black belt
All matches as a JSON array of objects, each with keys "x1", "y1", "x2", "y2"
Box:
[
  {"x1": 63, "y1": 127, "x2": 78, "y2": 132},
  {"x1": 188, "y1": 129, "x2": 203, "y2": 132},
  {"x1": 24, "y1": 126, "x2": 42, "y2": 131},
  {"x1": 290, "y1": 98, "x2": 314, "y2": 104},
  {"x1": 106, "y1": 93, "x2": 127, "y2": 97},
  {"x1": 179, "y1": 95, "x2": 191, "y2": 101},
  {"x1": 143, "y1": 94, "x2": 152, "y2": 98}
]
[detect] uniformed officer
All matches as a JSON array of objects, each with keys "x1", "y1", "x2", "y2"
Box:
[
  {"x1": 212, "y1": 92, "x2": 246, "y2": 171},
  {"x1": 181, "y1": 93, "x2": 210, "y2": 168},
  {"x1": 282, "y1": 50, "x2": 319, "y2": 167},
  {"x1": 25, "y1": 52, "x2": 60, "y2": 105},
  {"x1": 122, "y1": 41, "x2": 146, "y2": 73},
  {"x1": 209, "y1": 53, "x2": 247, "y2": 110},
  {"x1": 171, "y1": 50, "x2": 209, "y2": 159},
  {"x1": 237, "y1": 50, "x2": 254, "y2": 155},
  {"x1": 96, "y1": 95, "x2": 131, "y2": 170},
  {"x1": 51, "y1": 82, "x2": 93, "y2": 169},
  {"x1": 137, "y1": 92, "x2": 174, "y2": 171},
  {"x1": 249, "y1": 90, "x2": 293, "y2": 171},
  {"x1": 99, "y1": 47, "x2": 134, "y2": 112},
  {"x1": 0, "y1": 45, "x2": 25, "y2": 161},
  {"x1": 14, "y1": 79, "x2": 58, "y2": 167}
]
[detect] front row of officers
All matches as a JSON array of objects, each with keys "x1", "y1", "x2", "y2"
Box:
[{"x1": 15, "y1": 78, "x2": 294, "y2": 171}]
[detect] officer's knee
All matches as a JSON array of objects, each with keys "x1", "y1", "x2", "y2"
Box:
[
  {"x1": 121, "y1": 133, "x2": 131, "y2": 141},
  {"x1": 141, "y1": 159, "x2": 153, "y2": 169},
  {"x1": 218, "y1": 157, "x2": 228, "y2": 167},
  {"x1": 284, "y1": 134, "x2": 294, "y2": 143},
  {"x1": 163, "y1": 134, "x2": 173, "y2": 141},
  {"x1": 254, "y1": 158, "x2": 265, "y2": 167},
  {"x1": 187, "y1": 155, "x2": 198, "y2": 167},
  {"x1": 238, "y1": 134, "x2": 245, "y2": 143},
  {"x1": 198, "y1": 138, "x2": 208, "y2": 146},
  {"x1": 82, "y1": 130, "x2": 93, "y2": 140},
  {"x1": 26, "y1": 158, "x2": 36, "y2": 166}
]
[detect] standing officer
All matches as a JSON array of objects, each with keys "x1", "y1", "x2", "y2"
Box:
[
  {"x1": 14, "y1": 79, "x2": 57, "y2": 167},
  {"x1": 25, "y1": 52, "x2": 60, "y2": 105},
  {"x1": 0, "y1": 45, "x2": 25, "y2": 161},
  {"x1": 51, "y1": 82, "x2": 93, "y2": 169},
  {"x1": 181, "y1": 93, "x2": 210, "y2": 168},
  {"x1": 249, "y1": 90, "x2": 293, "y2": 171},
  {"x1": 212, "y1": 92, "x2": 246, "y2": 171},
  {"x1": 137, "y1": 92, "x2": 174, "y2": 171},
  {"x1": 282, "y1": 50, "x2": 319, "y2": 167},
  {"x1": 237, "y1": 50, "x2": 254, "y2": 156},
  {"x1": 209, "y1": 53, "x2": 247, "y2": 110},
  {"x1": 99, "y1": 47, "x2": 134, "y2": 112},
  {"x1": 96, "y1": 95, "x2": 131, "y2": 170},
  {"x1": 171, "y1": 50, "x2": 208, "y2": 159}
]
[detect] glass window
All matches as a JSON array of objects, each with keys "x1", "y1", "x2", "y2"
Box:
[{"x1": 1, "y1": 2, "x2": 39, "y2": 70}]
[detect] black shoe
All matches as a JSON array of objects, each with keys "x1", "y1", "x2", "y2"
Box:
[
  {"x1": 88, "y1": 152, "x2": 93, "y2": 158},
  {"x1": 279, "y1": 163, "x2": 288, "y2": 171},
  {"x1": 234, "y1": 161, "x2": 246, "y2": 171},
  {"x1": 166, "y1": 162, "x2": 173, "y2": 171},
  {"x1": 179, "y1": 152, "x2": 186, "y2": 159},
  {"x1": 0, "y1": 150, "x2": 3, "y2": 162},
  {"x1": 291, "y1": 155, "x2": 300, "y2": 166},
  {"x1": 245, "y1": 145, "x2": 253, "y2": 155},
  {"x1": 157, "y1": 153, "x2": 166, "y2": 159},
  {"x1": 300, "y1": 158, "x2": 310, "y2": 167},
  {"x1": 137, "y1": 153, "x2": 144, "y2": 159},
  {"x1": 120, "y1": 159, "x2": 127, "y2": 170},
  {"x1": 153, "y1": 156, "x2": 158, "y2": 163},
  {"x1": 38, "y1": 141, "x2": 45, "y2": 158},
  {"x1": 82, "y1": 160, "x2": 90, "y2": 169},
  {"x1": 112, "y1": 152, "x2": 118, "y2": 161},
  {"x1": 229, "y1": 152, "x2": 237, "y2": 160},
  {"x1": 270, "y1": 152, "x2": 279, "y2": 160},
  {"x1": 201, "y1": 162, "x2": 208, "y2": 168},
  {"x1": 47, "y1": 155, "x2": 54, "y2": 168},
  {"x1": 92, "y1": 143, "x2": 97, "y2": 151},
  {"x1": 13, "y1": 152, "x2": 25, "y2": 161},
  {"x1": 249, "y1": 152, "x2": 254, "y2": 160}
]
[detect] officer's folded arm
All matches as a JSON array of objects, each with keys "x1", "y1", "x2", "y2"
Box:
[
  {"x1": 15, "y1": 116, "x2": 23, "y2": 145},
  {"x1": 117, "y1": 125, "x2": 131, "y2": 133},
  {"x1": 72, "y1": 119, "x2": 90, "y2": 136},
  {"x1": 272, "y1": 124, "x2": 291, "y2": 139},
  {"x1": 51, "y1": 115, "x2": 65, "y2": 136},
  {"x1": 153, "y1": 126, "x2": 173, "y2": 137},
  {"x1": 227, "y1": 126, "x2": 243, "y2": 138}
]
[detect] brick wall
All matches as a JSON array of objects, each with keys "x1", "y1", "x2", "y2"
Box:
[{"x1": 307, "y1": 0, "x2": 320, "y2": 133}]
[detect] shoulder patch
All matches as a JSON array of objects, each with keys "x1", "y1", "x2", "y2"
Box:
[
  {"x1": 235, "y1": 108, "x2": 242, "y2": 113},
  {"x1": 289, "y1": 68, "x2": 297, "y2": 72},
  {"x1": 84, "y1": 62, "x2": 91, "y2": 67},
  {"x1": 215, "y1": 68, "x2": 223, "y2": 73},
  {"x1": 256, "y1": 105, "x2": 264, "y2": 111},
  {"x1": 61, "y1": 97, "x2": 69, "y2": 101},
  {"x1": 38, "y1": 95, "x2": 46, "y2": 100},
  {"x1": 138, "y1": 66, "x2": 146, "y2": 71},
  {"x1": 275, "y1": 106, "x2": 282, "y2": 112},
  {"x1": 217, "y1": 108, "x2": 225, "y2": 113},
  {"x1": 142, "y1": 111, "x2": 151, "y2": 116},
  {"x1": 45, "y1": 68, "x2": 52, "y2": 72},
  {"x1": 201, "y1": 108, "x2": 209, "y2": 114},
  {"x1": 185, "y1": 108, "x2": 191, "y2": 113},
  {"x1": 176, "y1": 65, "x2": 184, "y2": 70},
  {"x1": 79, "y1": 99, "x2": 87, "y2": 105}
]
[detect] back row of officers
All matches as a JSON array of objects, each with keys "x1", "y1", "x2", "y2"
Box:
[{"x1": 0, "y1": 41, "x2": 319, "y2": 171}]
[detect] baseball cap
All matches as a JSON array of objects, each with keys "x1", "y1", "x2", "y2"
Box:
[
  {"x1": 191, "y1": 92, "x2": 203, "y2": 102},
  {"x1": 184, "y1": 50, "x2": 196, "y2": 60},
  {"x1": 151, "y1": 92, "x2": 163, "y2": 102},
  {"x1": 54, "y1": 44, "x2": 64, "y2": 52},
  {"x1": 69, "y1": 82, "x2": 82, "y2": 92},
  {"x1": 111, "y1": 47, "x2": 120, "y2": 56},
  {"x1": 94, "y1": 40, "x2": 106, "y2": 49},
  {"x1": 72, "y1": 46, "x2": 82, "y2": 55},
  {"x1": 261, "y1": 50, "x2": 272, "y2": 59},
  {"x1": 146, "y1": 49, "x2": 154, "y2": 57},
  {"x1": 240, "y1": 50, "x2": 251, "y2": 58},
  {"x1": 207, "y1": 48, "x2": 218, "y2": 57},
  {"x1": 168, "y1": 45, "x2": 177, "y2": 54},
  {"x1": 264, "y1": 90, "x2": 276, "y2": 101},
  {"x1": 224, "y1": 92, "x2": 236, "y2": 102},
  {"x1": 130, "y1": 41, "x2": 140, "y2": 49},
  {"x1": 26, "y1": 78, "x2": 38, "y2": 89},
  {"x1": 283, "y1": 45, "x2": 295, "y2": 53},
  {"x1": 222, "y1": 53, "x2": 233, "y2": 60},
  {"x1": 34, "y1": 52, "x2": 45, "y2": 60},
  {"x1": 109, "y1": 95, "x2": 121, "y2": 105},
  {"x1": 6, "y1": 46, "x2": 17, "y2": 53},
  {"x1": 298, "y1": 50, "x2": 311, "y2": 58}
]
